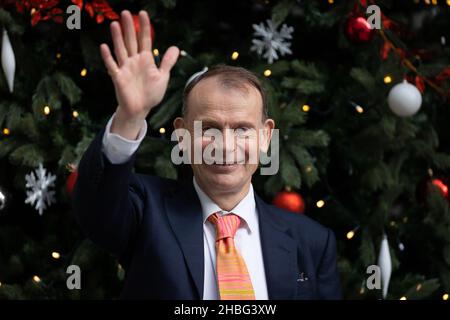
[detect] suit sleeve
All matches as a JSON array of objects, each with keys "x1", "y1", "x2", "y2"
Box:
[
  {"x1": 316, "y1": 229, "x2": 342, "y2": 299},
  {"x1": 72, "y1": 128, "x2": 145, "y2": 259}
]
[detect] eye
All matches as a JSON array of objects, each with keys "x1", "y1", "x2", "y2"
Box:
[{"x1": 235, "y1": 127, "x2": 250, "y2": 137}]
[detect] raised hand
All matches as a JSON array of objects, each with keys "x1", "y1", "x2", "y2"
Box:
[{"x1": 100, "y1": 10, "x2": 179, "y2": 139}]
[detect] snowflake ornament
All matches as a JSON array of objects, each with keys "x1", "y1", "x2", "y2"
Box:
[
  {"x1": 251, "y1": 19, "x2": 294, "y2": 64},
  {"x1": 25, "y1": 163, "x2": 56, "y2": 215}
]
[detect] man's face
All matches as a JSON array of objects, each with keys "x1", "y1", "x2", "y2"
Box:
[{"x1": 174, "y1": 76, "x2": 274, "y2": 195}]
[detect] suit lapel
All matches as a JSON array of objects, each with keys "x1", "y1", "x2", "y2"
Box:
[
  {"x1": 164, "y1": 180, "x2": 204, "y2": 299},
  {"x1": 256, "y1": 195, "x2": 299, "y2": 299}
]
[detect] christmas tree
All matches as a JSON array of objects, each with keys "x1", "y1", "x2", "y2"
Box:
[{"x1": 0, "y1": 0, "x2": 449, "y2": 300}]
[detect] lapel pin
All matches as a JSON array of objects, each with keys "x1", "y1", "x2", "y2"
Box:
[{"x1": 297, "y1": 272, "x2": 309, "y2": 282}]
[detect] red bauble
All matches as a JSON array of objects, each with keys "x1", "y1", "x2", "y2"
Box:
[
  {"x1": 345, "y1": 14, "x2": 374, "y2": 44},
  {"x1": 273, "y1": 191, "x2": 305, "y2": 214},
  {"x1": 431, "y1": 178, "x2": 449, "y2": 199},
  {"x1": 66, "y1": 170, "x2": 78, "y2": 196},
  {"x1": 132, "y1": 14, "x2": 155, "y2": 41}
]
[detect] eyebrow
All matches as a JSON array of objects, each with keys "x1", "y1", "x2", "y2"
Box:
[{"x1": 197, "y1": 119, "x2": 256, "y2": 128}]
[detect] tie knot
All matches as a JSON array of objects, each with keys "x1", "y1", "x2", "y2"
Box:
[{"x1": 208, "y1": 212, "x2": 241, "y2": 241}]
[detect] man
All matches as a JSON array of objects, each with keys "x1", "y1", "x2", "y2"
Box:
[{"x1": 73, "y1": 10, "x2": 341, "y2": 300}]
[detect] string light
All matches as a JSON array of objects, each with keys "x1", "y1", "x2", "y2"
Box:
[
  {"x1": 416, "y1": 283, "x2": 422, "y2": 291},
  {"x1": 33, "y1": 275, "x2": 41, "y2": 283},
  {"x1": 51, "y1": 251, "x2": 60, "y2": 259},
  {"x1": 328, "y1": 0, "x2": 334, "y2": 3},
  {"x1": 355, "y1": 105, "x2": 364, "y2": 113},
  {"x1": 30, "y1": 8, "x2": 36, "y2": 15},
  {"x1": 153, "y1": 48, "x2": 159, "y2": 56},
  {"x1": 56, "y1": 53, "x2": 61, "y2": 59},
  {"x1": 400, "y1": 296, "x2": 407, "y2": 300},
  {"x1": 447, "y1": 0, "x2": 450, "y2": 6},
  {"x1": 159, "y1": 127, "x2": 166, "y2": 134},
  {"x1": 431, "y1": 0, "x2": 437, "y2": 5},
  {"x1": 3, "y1": 128, "x2": 10, "y2": 135},
  {"x1": 305, "y1": 165, "x2": 313, "y2": 173},
  {"x1": 43, "y1": 105, "x2": 51, "y2": 115},
  {"x1": 359, "y1": 287, "x2": 365, "y2": 294},
  {"x1": 424, "y1": 0, "x2": 430, "y2": 4},
  {"x1": 443, "y1": 293, "x2": 449, "y2": 300},
  {"x1": 302, "y1": 104, "x2": 310, "y2": 112},
  {"x1": 80, "y1": 68, "x2": 87, "y2": 77},
  {"x1": 72, "y1": 110, "x2": 79, "y2": 118},
  {"x1": 346, "y1": 226, "x2": 359, "y2": 240},
  {"x1": 347, "y1": 230, "x2": 355, "y2": 240},
  {"x1": 0, "y1": 281, "x2": 2, "y2": 287},
  {"x1": 263, "y1": 69, "x2": 271, "y2": 77},
  {"x1": 383, "y1": 75, "x2": 393, "y2": 84},
  {"x1": 231, "y1": 51, "x2": 239, "y2": 60},
  {"x1": 316, "y1": 199, "x2": 325, "y2": 208}
]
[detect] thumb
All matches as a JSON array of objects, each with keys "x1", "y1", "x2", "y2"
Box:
[{"x1": 159, "y1": 46, "x2": 180, "y2": 74}]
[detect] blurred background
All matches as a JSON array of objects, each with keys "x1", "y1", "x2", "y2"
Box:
[{"x1": 0, "y1": 0, "x2": 449, "y2": 299}]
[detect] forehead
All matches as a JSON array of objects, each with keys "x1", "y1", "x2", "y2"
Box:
[{"x1": 186, "y1": 76, "x2": 263, "y2": 121}]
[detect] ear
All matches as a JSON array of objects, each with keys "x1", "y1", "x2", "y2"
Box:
[
  {"x1": 260, "y1": 118, "x2": 275, "y2": 153},
  {"x1": 173, "y1": 117, "x2": 187, "y2": 151}
]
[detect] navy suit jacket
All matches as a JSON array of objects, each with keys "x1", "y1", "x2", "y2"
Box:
[{"x1": 73, "y1": 129, "x2": 342, "y2": 299}]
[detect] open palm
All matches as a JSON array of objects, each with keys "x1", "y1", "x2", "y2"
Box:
[{"x1": 100, "y1": 10, "x2": 179, "y2": 120}]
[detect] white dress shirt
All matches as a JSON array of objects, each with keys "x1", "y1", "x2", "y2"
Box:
[{"x1": 101, "y1": 114, "x2": 269, "y2": 300}]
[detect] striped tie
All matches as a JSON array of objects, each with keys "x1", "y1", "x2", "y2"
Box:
[{"x1": 208, "y1": 212, "x2": 255, "y2": 300}]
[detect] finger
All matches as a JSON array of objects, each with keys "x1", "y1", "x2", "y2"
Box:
[
  {"x1": 110, "y1": 21, "x2": 127, "y2": 66},
  {"x1": 138, "y1": 10, "x2": 152, "y2": 53},
  {"x1": 100, "y1": 44, "x2": 119, "y2": 77},
  {"x1": 159, "y1": 46, "x2": 180, "y2": 74},
  {"x1": 121, "y1": 10, "x2": 138, "y2": 56}
]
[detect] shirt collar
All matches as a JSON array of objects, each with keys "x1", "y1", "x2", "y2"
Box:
[{"x1": 192, "y1": 176, "x2": 257, "y2": 233}]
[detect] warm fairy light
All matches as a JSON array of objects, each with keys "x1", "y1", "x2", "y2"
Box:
[
  {"x1": 305, "y1": 165, "x2": 313, "y2": 173},
  {"x1": 52, "y1": 252, "x2": 60, "y2": 259},
  {"x1": 443, "y1": 293, "x2": 449, "y2": 300},
  {"x1": 347, "y1": 230, "x2": 355, "y2": 240},
  {"x1": 316, "y1": 199, "x2": 325, "y2": 208},
  {"x1": 159, "y1": 127, "x2": 166, "y2": 134},
  {"x1": 80, "y1": 68, "x2": 87, "y2": 77},
  {"x1": 400, "y1": 296, "x2": 407, "y2": 300},
  {"x1": 43, "y1": 106, "x2": 51, "y2": 115},
  {"x1": 0, "y1": 281, "x2": 2, "y2": 287},
  {"x1": 359, "y1": 287, "x2": 365, "y2": 294},
  {"x1": 33, "y1": 275, "x2": 41, "y2": 283},
  {"x1": 431, "y1": 0, "x2": 437, "y2": 5},
  {"x1": 416, "y1": 283, "x2": 422, "y2": 291},
  {"x1": 383, "y1": 75, "x2": 392, "y2": 84},
  {"x1": 328, "y1": 0, "x2": 334, "y2": 3},
  {"x1": 302, "y1": 104, "x2": 310, "y2": 112},
  {"x1": 263, "y1": 69, "x2": 271, "y2": 77},
  {"x1": 153, "y1": 48, "x2": 159, "y2": 56},
  {"x1": 231, "y1": 51, "x2": 239, "y2": 60},
  {"x1": 180, "y1": 50, "x2": 187, "y2": 57},
  {"x1": 3, "y1": 128, "x2": 10, "y2": 135},
  {"x1": 447, "y1": 0, "x2": 450, "y2": 6},
  {"x1": 72, "y1": 110, "x2": 79, "y2": 118},
  {"x1": 56, "y1": 53, "x2": 61, "y2": 59},
  {"x1": 355, "y1": 105, "x2": 364, "y2": 113},
  {"x1": 31, "y1": 8, "x2": 36, "y2": 15}
]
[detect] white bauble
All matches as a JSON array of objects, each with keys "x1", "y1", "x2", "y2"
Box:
[
  {"x1": 378, "y1": 234, "x2": 392, "y2": 299},
  {"x1": 387, "y1": 80, "x2": 422, "y2": 117},
  {"x1": 1, "y1": 29, "x2": 16, "y2": 93}
]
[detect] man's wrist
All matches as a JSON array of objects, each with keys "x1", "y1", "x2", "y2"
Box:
[{"x1": 111, "y1": 108, "x2": 147, "y2": 140}]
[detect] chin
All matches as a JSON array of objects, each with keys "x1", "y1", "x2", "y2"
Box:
[{"x1": 200, "y1": 165, "x2": 247, "y2": 192}]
